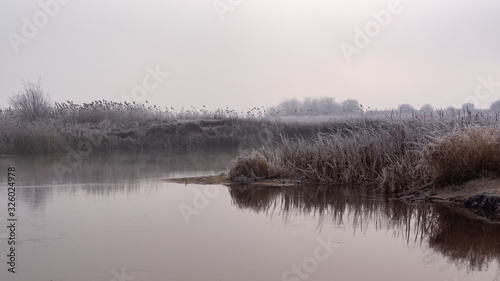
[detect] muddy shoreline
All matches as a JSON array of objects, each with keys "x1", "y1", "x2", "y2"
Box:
[
  {"x1": 163, "y1": 174, "x2": 300, "y2": 187},
  {"x1": 425, "y1": 178, "x2": 500, "y2": 221}
]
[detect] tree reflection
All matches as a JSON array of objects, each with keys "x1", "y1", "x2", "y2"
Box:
[{"x1": 3, "y1": 146, "x2": 241, "y2": 211}]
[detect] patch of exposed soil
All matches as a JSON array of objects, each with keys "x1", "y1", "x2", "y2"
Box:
[
  {"x1": 430, "y1": 177, "x2": 500, "y2": 201},
  {"x1": 428, "y1": 177, "x2": 500, "y2": 220}
]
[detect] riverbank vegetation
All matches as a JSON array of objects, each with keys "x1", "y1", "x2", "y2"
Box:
[
  {"x1": 1, "y1": 100, "x2": 394, "y2": 154},
  {"x1": 228, "y1": 117, "x2": 500, "y2": 199},
  {"x1": 0, "y1": 81, "x2": 349, "y2": 154},
  {"x1": 4, "y1": 80, "x2": 500, "y2": 156}
]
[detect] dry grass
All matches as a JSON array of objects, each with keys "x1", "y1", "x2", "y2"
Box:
[
  {"x1": 229, "y1": 119, "x2": 500, "y2": 193},
  {"x1": 0, "y1": 98, "x2": 410, "y2": 154},
  {"x1": 424, "y1": 126, "x2": 500, "y2": 185},
  {"x1": 3, "y1": 97, "x2": 500, "y2": 172},
  {"x1": 0, "y1": 119, "x2": 65, "y2": 154},
  {"x1": 0, "y1": 99, "x2": 267, "y2": 154},
  {"x1": 228, "y1": 151, "x2": 284, "y2": 183}
]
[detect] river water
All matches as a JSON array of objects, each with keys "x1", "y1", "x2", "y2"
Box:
[{"x1": 0, "y1": 148, "x2": 499, "y2": 281}]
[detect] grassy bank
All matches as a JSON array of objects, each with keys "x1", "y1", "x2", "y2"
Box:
[
  {"x1": 1, "y1": 99, "x2": 397, "y2": 154},
  {"x1": 228, "y1": 116, "x2": 500, "y2": 200}
]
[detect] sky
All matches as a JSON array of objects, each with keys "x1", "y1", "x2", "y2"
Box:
[{"x1": 1, "y1": 0, "x2": 500, "y2": 112}]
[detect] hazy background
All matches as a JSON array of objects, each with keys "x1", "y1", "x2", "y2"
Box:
[{"x1": 1, "y1": 0, "x2": 499, "y2": 111}]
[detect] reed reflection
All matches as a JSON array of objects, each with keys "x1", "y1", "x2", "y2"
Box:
[
  {"x1": 229, "y1": 185, "x2": 500, "y2": 273},
  {"x1": 2, "y1": 146, "x2": 241, "y2": 211}
]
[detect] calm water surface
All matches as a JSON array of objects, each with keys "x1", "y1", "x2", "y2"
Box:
[{"x1": 0, "y1": 148, "x2": 499, "y2": 281}]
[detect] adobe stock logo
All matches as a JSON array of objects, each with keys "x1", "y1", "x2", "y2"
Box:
[
  {"x1": 119, "y1": 64, "x2": 170, "y2": 104},
  {"x1": 212, "y1": 0, "x2": 243, "y2": 21},
  {"x1": 461, "y1": 74, "x2": 500, "y2": 109},
  {"x1": 178, "y1": 186, "x2": 220, "y2": 225},
  {"x1": 340, "y1": 0, "x2": 407, "y2": 63},
  {"x1": 281, "y1": 235, "x2": 341, "y2": 281},
  {"x1": 7, "y1": 0, "x2": 71, "y2": 54},
  {"x1": 109, "y1": 267, "x2": 135, "y2": 281}
]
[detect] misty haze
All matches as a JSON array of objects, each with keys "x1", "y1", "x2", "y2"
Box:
[{"x1": 1, "y1": 1, "x2": 500, "y2": 281}]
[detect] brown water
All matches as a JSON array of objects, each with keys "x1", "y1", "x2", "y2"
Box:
[{"x1": 0, "y1": 148, "x2": 499, "y2": 281}]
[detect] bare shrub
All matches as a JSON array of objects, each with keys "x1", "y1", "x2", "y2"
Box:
[{"x1": 9, "y1": 79, "x2": 51, "y2": 121}]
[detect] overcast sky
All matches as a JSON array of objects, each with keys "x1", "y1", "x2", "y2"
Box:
[{"x1": 1, "y1": 0, "x2": 499, "y2": 111}]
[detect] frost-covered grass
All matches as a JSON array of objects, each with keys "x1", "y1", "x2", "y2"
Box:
[
  {"x1": 2, "y1": 99, "x2": 500, "y2": 158},
  {"x1": 229, "y1": 114, "x2": 500, "y2": 193},
  {"x1": 0, "y1": 99, "x2": 364, "y2": 154}
]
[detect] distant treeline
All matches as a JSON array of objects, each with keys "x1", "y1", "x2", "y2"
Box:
[
  {"x1": 267, "y1": 97, "x2": 500, "y2": 117},
  {"x1": 268, "y1": 97, "x2": 361, "y2": 116}
]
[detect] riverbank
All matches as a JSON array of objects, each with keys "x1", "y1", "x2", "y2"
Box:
[
  {"x1": 2, "y1": 98, "x2": 495, "y2": 155},
  {"x1": 0, "y1": 117, "x2": 341, "y2": 154},
  {"x1": 427, "y1": 178, "x2": 500, "y2": 220},
  {"x1": 216, "y1": 118, "x2": 500, "y2": 218},
  {"x1": 1, "y1": 110, "x2": 392, "y2": 154}
]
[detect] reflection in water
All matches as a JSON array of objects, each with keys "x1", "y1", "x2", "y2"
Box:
[
  {"x1": 0, "y1": 147, "x2": 242, "y2": 212},
  {"x1": 429, "y1": 206, "x2": 500, "y2": 272},
  {"x1": 229, "y1": 185, "x2": 500, "y2": 273},
  {"x1": 2, "y1": 148, "x2": 500, "y2": 280}
]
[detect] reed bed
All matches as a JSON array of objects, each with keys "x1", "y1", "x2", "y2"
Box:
[
  {"x1": 424, "y1": 126, "x2": 500, "y2": 185},
  {"x1": 0, "y1": 98, "x2": 411, "y2": 154},
  {"x1": 3, "y1": 97, "x2": 500, "y2": 160},
  {"x1": 0, "y1": 99, "x2": 272, "y2": 154},
  {"x1": 229, "y1": 117, "x2": 500, "y2": 193}
]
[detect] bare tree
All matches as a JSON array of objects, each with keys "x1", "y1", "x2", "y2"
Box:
[
  {"x1": 461, "y1": 103, "x2": 475, "y2": 112},
  {"x1": 419, "y1": 104, "x2": 434, "y2": 113},
  {"x1": 398, "y1": 103, "x2": 415, "y2": 114},
  {"x1": 341, "y1": 99, "x2": 359, "y2": 113},
  {"x1": 490, "y1": 100, "x2": 500, "y2": 112},
  {"x1": 9, "y1": 79, "x2": 51, "y2": 121},
  {"x1": 279, "y1": 98, "x2": 301, "y2": 115}
]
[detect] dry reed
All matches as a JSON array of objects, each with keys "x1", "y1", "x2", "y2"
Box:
[
  {"x1": 228, "y1": 151, "x2": 284, "y2": 183},
  {"x1": 423, "y1": 126, "x2": 500, "y2": 185},
  {"x1": 229, "y1": 119, "x2": 500, "y2": 193}
]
